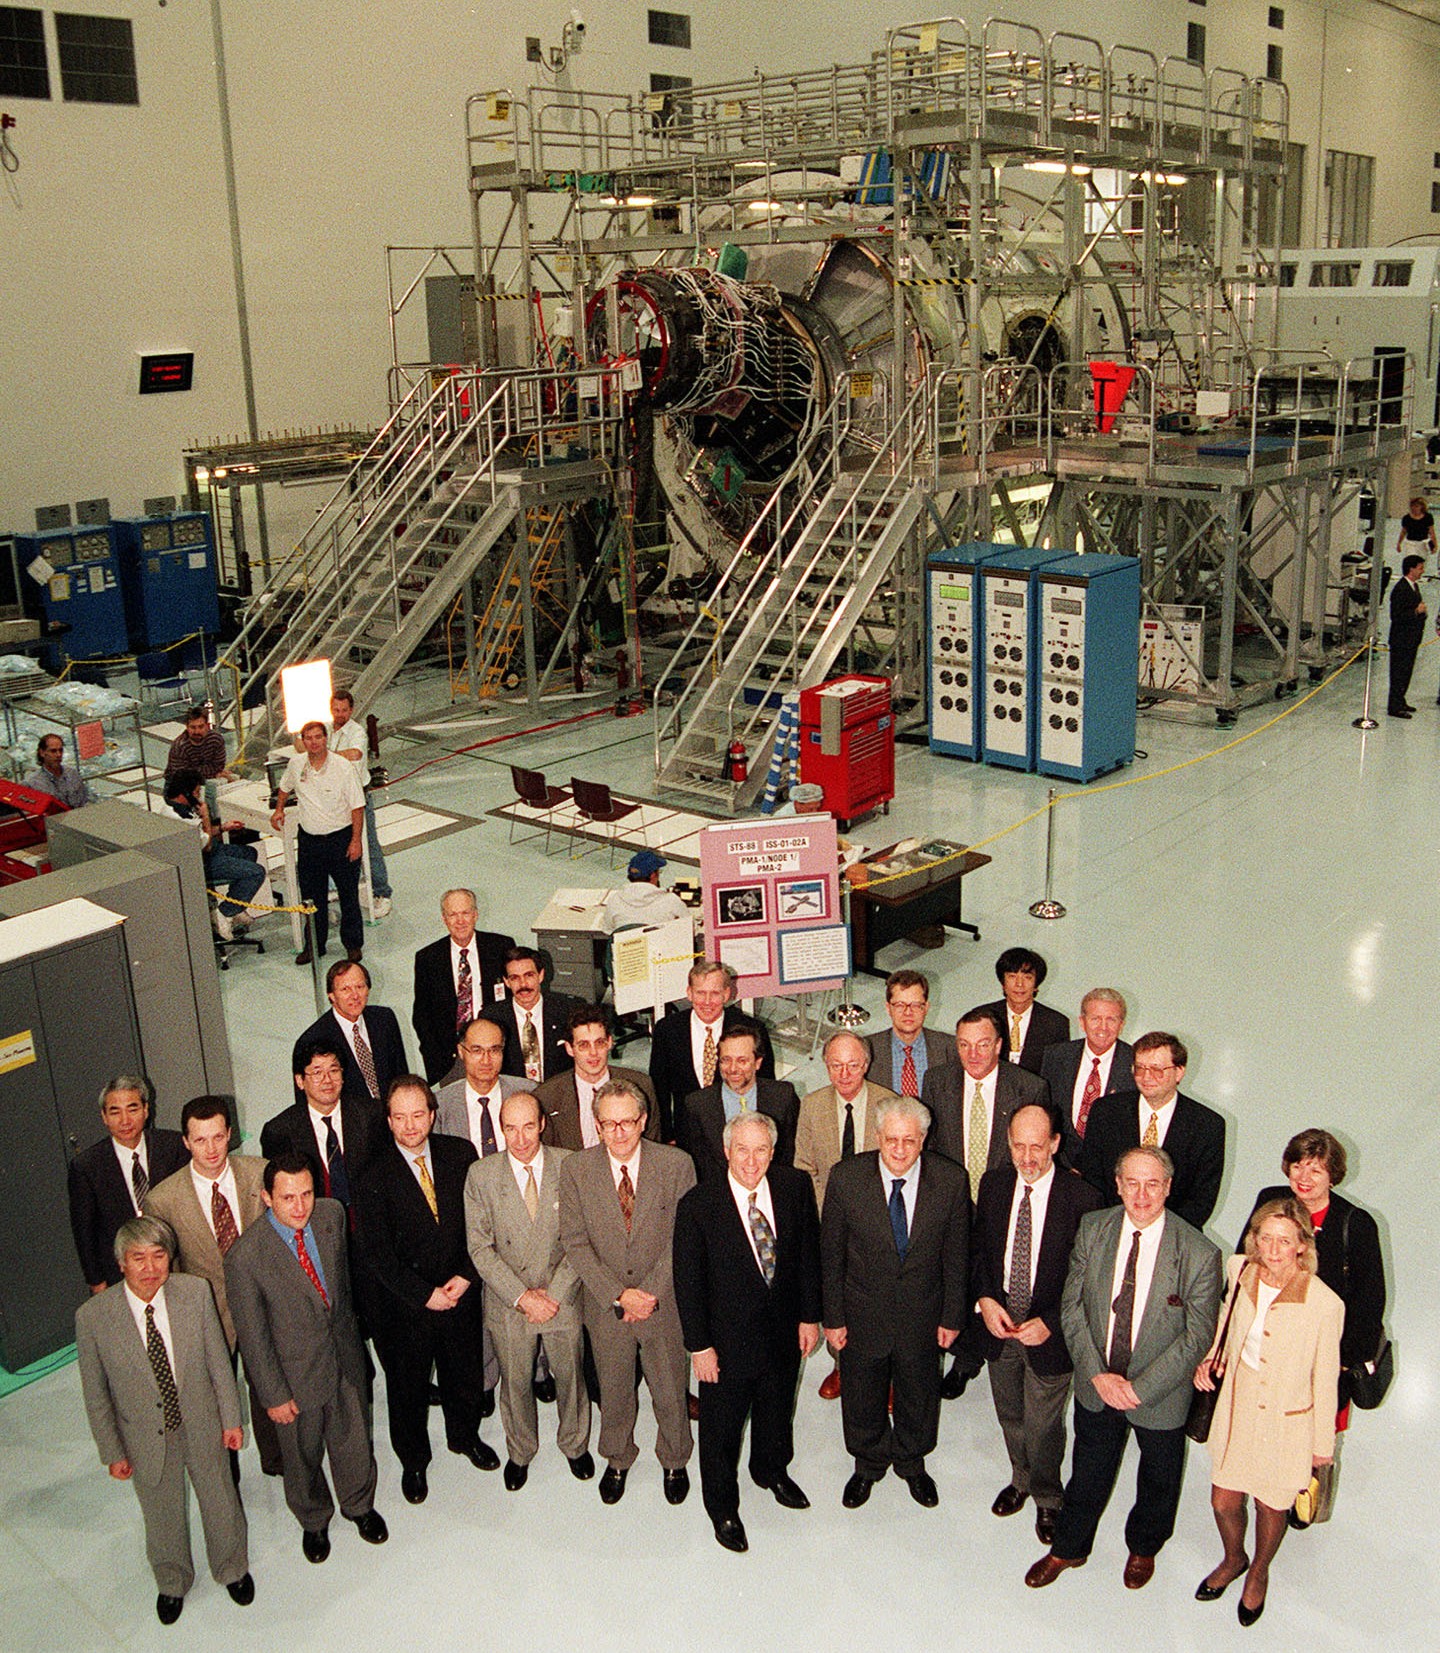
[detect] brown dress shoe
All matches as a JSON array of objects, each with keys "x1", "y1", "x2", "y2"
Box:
[
  {"x1": 818, "y1": 1367, "x2": 842, "y2": 1400},
  {"x1": 1123, "y1": 1553, "x2": 1155, "y2": 1590},
  {"x1": 1025, "y1": 1553, "x2": 1087, "y2": 1589}
]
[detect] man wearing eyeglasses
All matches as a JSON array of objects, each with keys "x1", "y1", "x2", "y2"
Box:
[
  {"x1": 558, "y1": 1079, "x2": 696, "y2": 1507},
  {"x1": 1076, "y1": 1032, "x2": 1225, "y2": 1232}
]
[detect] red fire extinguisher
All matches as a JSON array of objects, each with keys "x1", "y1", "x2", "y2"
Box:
[{"x1": 727, "y1": 739, "x2": 748, "y2": 784}]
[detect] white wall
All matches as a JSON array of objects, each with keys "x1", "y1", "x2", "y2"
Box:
[{"x1": 1, "y1": 0, "x2": 1438, "y2": 532}]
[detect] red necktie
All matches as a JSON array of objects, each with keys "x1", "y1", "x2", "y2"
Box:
[
  {"x1": 1076, "y1": 1057, "x2": 1102, "y2": 1138},
  {"x1": 295, "y1": 1227, "x2": 329, "y2": 1306},
  {"x1": 211, "y1": 1183, "x2": 240, "y2": 1255},
  {"x1": 900, "y1": 1044, "x2": 919, "y2": 1098},
  {"x1": 618, "y1": 1164, "x2": 635, "y2": 1234}
]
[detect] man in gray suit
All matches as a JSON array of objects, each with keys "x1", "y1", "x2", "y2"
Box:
[
  {"x1": 923, "y1": 1004, "x2": 1048, "y2": 1398},
  {"x1": 465, "y1": 1090, "x2": 593, "y2": 1488},
  {"x1": 75, "y1": 1216, "x2": 253, "y2": 1626},
  {"x1": 558, "y1": 1077, "x2": 696, "y2": 1507},
  {"x1": 436, "y1": 1013, "x2": 536, "y2": 1154},
  {"x1": 863, "y1": 968, "x2": 955, "y2": 1098},
  {"x1": 224, "y1": 1154, "x2": 388, "y2": 1564},
  {"x1": 1025, "y1": 1146, "x2": 1221, "y2": 1592}
]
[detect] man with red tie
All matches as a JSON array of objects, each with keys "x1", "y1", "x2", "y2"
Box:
[
  {"x1": 1039, "y1": 988, "x2": 1135, "y2": 1167},
  {"x1": 863, "y1": 969, "x2": 955, "y2": 1099}
]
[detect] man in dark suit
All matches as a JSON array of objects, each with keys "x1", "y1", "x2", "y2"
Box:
[
  {"x1": 674, "y1": 1111, "x2": 822, "y2": 1551},
  {"x1": 973, "y1": 1101, "x2": 1103, "y2": 1546},
  {"x1": 1026, "y1": 1146, "x2": 1221, "y2": 1592},
  {"x1": 291, "y1": 960, "x2": 409, "y2": 1108},
  {"x1": 261, "y1": 1036, "x2": 384, "y2": 1214},
  {"x1": 225, "y1": 1155, "x2": 388, "y2": 1563},
  {"x1": 863, "y1": 968, "x2": 955, "y2": 1098},
  {"x1": 821, "y1": 1096, "x2": 971, "y2": 1510},
  {"x1": 68, "y1": 1075, "x2": 187, "y2": 1292},
  {"x1": 355, "y1": 1075, "x2": 499, "y2": 1504},
  {"x1": 982, "y1": 946, "x2": 1070, "y2": 1074},
  {"x1": 677, "y1": 1018, "x2": 798, "y2": 1181},
  {"x1": 1388, "y1": 551, "x2": 1426, "y2": 717},
  {"x1": 499, "y1": 946, "x2": 583, "y2": 1084},
  {"x1": 1040, "y1": 987, "x2": 1135, "y2": 1167},
  {"x1": 922, "y1": 1005, "x2": 1048, "y2": 1400},
  {"x1": 533, "y1": 1004, "x2": 658, "y2": 1151},
  {"x1": 648, "y1": 960, "x2": 777, "y2": 1142},
  {"x1": 1077, "y1": 1031, "x2": 1225, "y2": 1233},
  {"x1": 412, "y1": 888, "x2": 517, "y2": 1084},
  {"x1": 76, "y1": 1215, "x2": 253, "y2": 1625}
]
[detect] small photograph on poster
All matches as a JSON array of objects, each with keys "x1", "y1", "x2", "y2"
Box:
[
  {"x1": 719, "y1": 933, "x2": 771, "y2": 980},
  {"x1": 775, "y1": 877, "x2": 827, "y2": 922},
  {"x1": 715, "y1": 883, "x2": 767, "y2": 928}
]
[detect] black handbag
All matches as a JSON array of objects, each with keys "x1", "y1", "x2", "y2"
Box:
[
  {"x1": 1185, "y1": 1269, "x2": 1245, "y2": 1445},
  {"x1": 1338, "y1": 1208, "x2": 1394, "y2": 1410}
]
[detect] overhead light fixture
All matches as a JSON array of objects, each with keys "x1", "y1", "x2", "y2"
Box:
[
  {"x1": 599, "y1": 193, "x2": 655, "y2": 207},
  {"x1": 1137, "y1": 170, "x2": 1188, "y2": 186},
  {"x1": 279, "y1": 659, "x2": 334, "y2": 734},
  {"x1": 746, "y1": 199, "x2": 785, "y2": 211},
  {"x1": 1024, "y1": 160, "x2": 1091, "y2": 176}
]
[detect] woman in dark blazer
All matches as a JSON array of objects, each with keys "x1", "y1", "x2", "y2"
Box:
[{"x1": 1243, "y1": 1127, "x2": 1386, "y2": 1411}]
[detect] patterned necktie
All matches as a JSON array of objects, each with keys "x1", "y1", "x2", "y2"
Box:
[
  {"x1": 130, "y1": 1150, "x2": 148, "y2": 1210},
  {"x1": 888, "y1": 1176, "x2": 909, "y2": 1262},
  {"x1": 295, "y1": 1227, "x2": 329, "y2": 1305},
  {"x1": 967, "y1": 1081, "x2": 989, "y2": 1200},
  {"x1": 522, "y1": 1010, "x2": 541, "y2": 1080},
  {"x1": 747, "y1": 1192, "x2": 777, "y2": 1285},
  {"x1": 1076, "y1": 1057, "x2": 1102, "y2": 1139},
  {"x1": 1107, "y1": 1228, "x2": 1143, "y2": 1375},
  {"x1": 900, "y1": 1043, "x2": 918, "y2": 1099},
  {"x1": 479, "y1": 1095, "x2": 498, "y2": 1156},
  {"x1": 414, "y1": 1154, "x2": 439, "y2": 1219},
  {"x1": 324, "y1": 1116, "x2": 349, "y2": 1205},
  {"x1": 841, "y1": 1101, "x2": 856, "y2": 1159},
  {"x1": 353, "y1": 1022, "x2": 379, "y2": 1100},
  {"x1": 144, "y1": 1303, "x2": 182, "y2": 1431},
  {"x1": 701, "y1": 1026, "x2": 718, "y2": 1088},
  {"x1": 456, "y1": 947, "x2": 474, "y2": 1031},
  {"x1": 618, "y1": 1163, "x2": 635, "y2": 1233},
  {"x1": 1007, "y1": 1184, "x2": 1034, "y2": 1322},
  {"x1": 523, "y1": 1164, "x2": 539, "y2": 1221},
  {"x1": 211, "y1": 1182, "x2": 240, "y2": 1256},
  {"x1": 1142, "y1": 1110, "x2": 1159, "y2": 1148}
]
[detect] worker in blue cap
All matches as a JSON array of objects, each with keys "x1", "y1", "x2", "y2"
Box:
[{"x1": 603, "y1": 849, "x2": 692, "y2": 932}]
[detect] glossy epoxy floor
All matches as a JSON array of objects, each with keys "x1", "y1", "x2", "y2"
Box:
[{"x1": 2, "y1": 659, "x2": 1431, "y2": 1652}]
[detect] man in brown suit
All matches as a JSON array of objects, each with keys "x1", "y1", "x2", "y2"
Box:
[
  {"x1": 143, "y1": 1095, "x2": 281, "y2": 1477},
  {"x1": 558, "y1": 1078, "x2": 696, "y2": 1506},
  {"x1": 533, "y1": 1004, "x2": 657, "y2": 1151}
]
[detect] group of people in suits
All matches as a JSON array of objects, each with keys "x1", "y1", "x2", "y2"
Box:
[{"x1": 71, "y1": 926, "x2": 1383, "y2": 1627}]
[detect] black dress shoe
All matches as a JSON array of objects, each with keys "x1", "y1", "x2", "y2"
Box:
[
  {"x1": 1388, "y1": 708, "x2": 1413, "y2": 718},
  {"x1": 503, "y1": 1459, "x2": 529, "y2": 1491},
  {"x1": 401, "y1": 1467, "x2": 428, "y2": 1504},
  {"x1": 842, "y1": 1472, "x2": 876, "y2": 1508},
  {"x1": 451, "y1": 1437, "x2": 500, "y2": 1471},
  {"x1": 663, "y1": 1467, "x2": 690, "y2": 1505},
  {"x1": 903, "y1": 1470, "x2": 939, "y2": 1508},
  {"x1": 1035, "y1": 1507, "x2": 1058, "y2": 1546},
  {"x1": 352, "y1": 1509, "x2": 388, "y2": 1544},
  {"x1": 156, "y1": 1595, "x2": 184, "y2": 1625},
  {"x1": 533, "y1": 1375, "x2": 557, "y2": 1404},
  {"x1": 992, "y1": 1484, "x2": 1028, "y2": 1518},
  {"x1": 939, "y1": 1362, "x2": 974, "y2": 1400},
  {"x1": 302, "y1": 1528, "x2": 331, "y2": 1564},
  {"x1": 599, "y1": 1464, "x2": 628, "y2": 1504},
  {"x1": 226, "y1": 1573, "x2": 255, "y2": 1607},
  {"x1": 479, "y1": 1387, "x2": 497, "y2": 1418},
  {"x1": 713, "y1": 1515, "x2": 749, "y2": 1553},
  {"x1": 1238, "y1": 1595, "x2": 1266, "y2": 1628},
  {"x1": 568, "y1": 1451, "x2": 596, "y2": 1480},
  {"x1": 758, "y1": 1472, "x2": 810, "y2": 1510}
]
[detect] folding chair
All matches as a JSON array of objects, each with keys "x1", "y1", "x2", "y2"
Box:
[
  {"x1": 569, "y1": 777, "x2": 641, "y2": 866},
  {"x1": 508, "y1": 765, "x2": 570, "y2": 855}
]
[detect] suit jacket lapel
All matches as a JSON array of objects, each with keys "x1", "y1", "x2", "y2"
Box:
[
  {"x1": 1132, "y1": 1218, "x2": 1179, "y2": 1356},
  {"x1": 819, "y1": 1087, "x2": 841, "y2": 1168}
]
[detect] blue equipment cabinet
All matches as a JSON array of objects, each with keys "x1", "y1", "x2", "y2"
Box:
[
  {"x1": 113, "y1": 512, "x2": 220, "y2": 649},
  {"x1": 927, "y1": 543, "x2": 1012, "y2": 760},
  {"x1": 979, "y1": 546, "x2": 1077, "y2": 771},
  {"x1": 15, "y1": 524, "x2": 129, "y2": 664},
  {"x1": 1036, "y1": 553, "x2": 1141, "y2": 783}
]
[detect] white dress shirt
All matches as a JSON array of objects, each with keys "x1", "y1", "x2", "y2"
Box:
[
  {"x1": 689, "y1": 1011, "x2": 725, "y2": 1086},
  {"x1": 728, "y1": 1172, "x2": 776, "y2": 1273},
  {"x1": 1002, "y1": 1164, "x2": 1056, "y2": 1299},
  {"x1": 111, "y1": 1137, "x2": 150, "y2": 1215},
  {"x1": 513, "y1": 1000, "x2": 547, "y2": 1078},
  {"x1": 879, "y1": 1156, "x2": 920, "y2": 1231},
  {"x1": 1104, "y1": 1213, "x2": 1167, "y2": 1364},
  {"x1": 508, "y1": 1146, "x2": 545, "y2": 1200},
  {"x1": 280, "y1": 750, "x2": 364, "y2": 835},
  {"x1": 574, "y1": 1072, "x2": 608, "y2": 1149},
  {"x1": 124, "y1": 1282, "x2": 174, "y2": 1358},
  {"x1": 1070, "y1": 1043, "x2": 1118, "y2": 1121},
  {"x1": 464, "y1": 1085, "x2": 505, "y2": 1153},
  {"x1": 834, "y1": 1083, "x2": 869, "y2": 1151},
  {"x1": 307, "y1": 1103, "x2": 345, "y2": 1163},
  {"x1": 1241, "y1": 1276, "x2": 1283, "y2": 1370},
  {"x1": 453, "y1": 937, "x2": 503, "y2": 1003},
  {"x1": 188, "y1": 1160, "x2": 240, "y2": 1237},
  {"x1": 607, "y1": 1144, "x2": 641, "y2": 1190},
  {"x1": 1136, "y1": 1095, "x2": 1178, "y2": 1146}
]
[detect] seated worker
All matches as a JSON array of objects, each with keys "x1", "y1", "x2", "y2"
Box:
[
  {"x1": 603, "y1": 850, "x2": 692, "y2": 933},
  {"x1": 24, "y1": 732, "x2": 91, "y2": 808},
  {"x1": 163, "y1": 769, "x2": 266, "y2": 941}
]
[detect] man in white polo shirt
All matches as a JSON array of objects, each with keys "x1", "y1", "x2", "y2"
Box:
[{"x1": 271, "y1": 721, "x2": 366, "y2": 967}]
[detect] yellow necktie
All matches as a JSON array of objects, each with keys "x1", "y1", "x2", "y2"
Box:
[
  {"x1": 967, "y1": 1082, "x2": 988, "y2": 1199},
  {"x1": 414, "y1": 1154, "x2": 438, "y2": 1219},
  {"x1": 1142, "y1": 1111, "x2": 1159, "y2": 1148},
  {"x1": 1010, "y1": 1013, "x2": 1022, "y2": 1054},
  {"x1": 702, "y1": 1026, "x2": 718, "y2": 1087}
]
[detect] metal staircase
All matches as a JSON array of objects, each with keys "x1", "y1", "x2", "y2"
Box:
[
  {"x1": 447, "y1": 505, "x2": 570, "y2": 699},
  {"x1": 653, "y1": 375, "x2": 938, "y2": 811}
]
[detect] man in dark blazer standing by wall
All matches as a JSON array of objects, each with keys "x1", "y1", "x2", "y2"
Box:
[
  {"x1": 291, "y1": 959, "x2": 409, "y2": 1108},
  {"x1": 973, "y1": 1101, "x2": 1103, "y2": 1546},
  {"x1": 69, "y1": 1075, "x2": 187, "y2": 1292},
  {"x1": 649, "y1": 960, "x2": 776, "y2": 1141},
  {"x1": 1388, "y1": 550, "x2": 1426, "y2": 717},
  {"x1": 412, "y1": 888, "x2": 516, "y2": 1084},
  {"x1": 1077, "y1": 1031, "x2": 1225, "y2": 1233},
  {"x1": 676, "y1": 1019, "x2": 798, "y2": 1181},
  {"x1": 983, "y1": 946, "x2": 1070, "y2": 1074},
  {"x1": 674, "y1": 1111, "x2": 822, "y2": 1551},
  {"x1": 1040, "y1": 987, "x2": 1134, "y2": 1167},
  {"x1": 821, "y1": 1096, "x2": 970, "y2": 1510}
]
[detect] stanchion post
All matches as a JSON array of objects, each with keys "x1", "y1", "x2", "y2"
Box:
[
  {"x1": 304, "y1": 905, "x2": 325, "y2": 1012},
  {"x1": 1352, "y1": 627, "x2": 1379, "y2": 731},
  {"x1": 824, "y1": 877, "x2": 870, "y2": 1030},
  {"x1": 1029, "y1": 789, "x2": 1067, "y2": 920}
]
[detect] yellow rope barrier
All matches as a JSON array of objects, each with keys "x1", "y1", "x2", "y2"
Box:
[{"x1": 205, "y1": 890, "x2": 316, "y2": 916}]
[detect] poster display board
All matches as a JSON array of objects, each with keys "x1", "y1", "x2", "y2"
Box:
[{"x1": 699, "y1": 818, "x2": 846, "y2": 998}]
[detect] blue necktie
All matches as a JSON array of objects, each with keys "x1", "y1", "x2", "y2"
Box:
[
  {"x1": 324, "y1": 1116, "x2": 350, "y2": 1205},
  {"x1": 889, "y1": 1176, "x2": 909, "y2": 1262}
]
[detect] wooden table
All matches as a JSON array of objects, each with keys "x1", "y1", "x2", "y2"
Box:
[{"x1": 847, "y1": 843, "x2": 991, "y2": 977}]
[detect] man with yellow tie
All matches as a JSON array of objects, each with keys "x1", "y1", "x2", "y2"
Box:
[
  {"x1": 921, "y1": 1006, "x2": 1049, "y2": 1399},
  {"x1": 1076, "y1": 1032, "x2": 1226, "y2": 1233},
  {"x1": 676, "y1": 1019, "x2": 800, "y2": 1183},
  {"x1": 354, "y1": 1076, "x2": 500, "y2": 1506}
]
